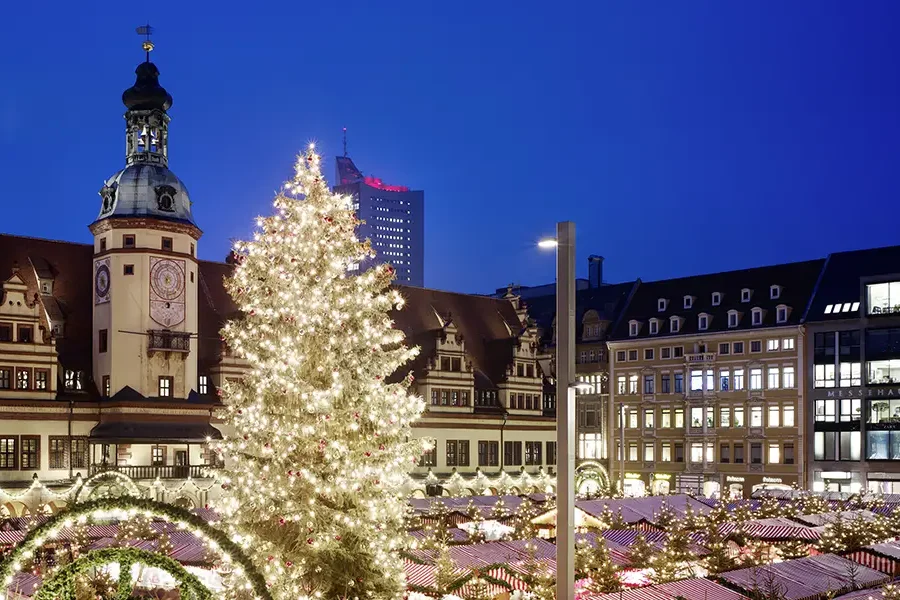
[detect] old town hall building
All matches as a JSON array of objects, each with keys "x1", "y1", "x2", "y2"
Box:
[{"x1": 0, "y1": 51, "x2": 556, "y2": 515}]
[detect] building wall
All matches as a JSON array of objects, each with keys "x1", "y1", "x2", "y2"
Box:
[{"x1": 609, "y1": 327, "x2": 804, "y2": 498}]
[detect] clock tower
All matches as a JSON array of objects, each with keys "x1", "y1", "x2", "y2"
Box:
[{"x1": 88, "y1": 44, "x2": 201, "y2": 400}]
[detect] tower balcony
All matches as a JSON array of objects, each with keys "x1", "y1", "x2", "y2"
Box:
[{"x1": 148, "y1": 329, "x2": 191, "y2": 354}]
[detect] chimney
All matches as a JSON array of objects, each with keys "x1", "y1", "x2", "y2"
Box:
[{"x1": 588, "y1": 255, "x2": 604, "y2": 288}]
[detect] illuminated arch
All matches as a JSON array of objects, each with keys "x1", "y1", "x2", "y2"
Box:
[
  {"x1": 34, "y1": 547, "x2": 212, "y2": 600},
  {"x1": 0, "y1": 497, "x2": 273, "y2": 600},
  {"x1": 73, "y1": 470, "x2": 142, "y2": 503},
  {"x1": 575, "y1": 461, "x2": 610, "y2": 495}
]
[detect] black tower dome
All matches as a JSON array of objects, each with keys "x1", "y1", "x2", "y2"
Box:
[{"x1": 122, "y1": 61, "x2": 173, "y2": 111}]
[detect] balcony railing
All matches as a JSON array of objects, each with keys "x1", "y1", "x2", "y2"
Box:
[
  {"x1": 687, "y1": 426, "x2": 715, "y2": 436},
  {"x1": 148, "y1": 330, "x2": 191, "y2": 353},
  {"x1": 686, "y1": 353, "x2": 716, "y2": 364},
  {"x1": 90, "y1": 464, "x2": 214, "y2": 480}
]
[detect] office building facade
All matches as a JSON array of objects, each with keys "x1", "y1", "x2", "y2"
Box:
[{"x1": 334, "y1": 156, "x2": 425, "y2": 287}]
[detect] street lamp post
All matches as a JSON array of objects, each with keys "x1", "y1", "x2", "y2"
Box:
[{"x1": 541, "y1": 222, "x2": 576, "y2": 600}]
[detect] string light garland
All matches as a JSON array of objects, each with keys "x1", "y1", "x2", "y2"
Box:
[
  {"x1": 214, "y1": 144, "x2": 427, "y2": 600},
  {"x1": 0, "y1": 496, "x2": 272, "y2": 600},
  {"x1": 33, "y1": 547, "x2": 212, "y2": 600}
]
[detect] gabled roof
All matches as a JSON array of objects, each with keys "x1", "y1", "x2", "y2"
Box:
[
  {"x1": 392, "y1": 286, "x2": 524, "y2": 387},
  {"x1": 521, "y1": 281, "x2": 637, "y2": 343},
  {"x1": 0, "y1": 234, "x2": 94, "y2": 372},
  {"x1": 806, "y1": 245, "x2": 900, "y2": 322},
  {"x1": 609, "y1": 259, "x2": 825, "y2": 340}
]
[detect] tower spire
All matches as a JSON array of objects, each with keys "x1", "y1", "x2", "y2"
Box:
[
  {"x1": 342, "y1": 127, "x2": 348, "y2": 157},
  {"x1": 136, "y1": 24, "x2": 155, "y2": 62}
]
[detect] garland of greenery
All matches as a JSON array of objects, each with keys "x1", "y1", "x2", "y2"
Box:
[
  {"x1": 34, "y1": 547, "x2": 211, "y2": 600},
  {"x1": 71, "y1": 470, "x2": 143, "y2": 503},
  {"x1": 0, "y1": 496, "x2": 273, "y2": 600}
]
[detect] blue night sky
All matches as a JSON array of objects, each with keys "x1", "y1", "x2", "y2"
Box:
[{"x1": 2, "y1": 1, "x2": 899, "y2": 294}]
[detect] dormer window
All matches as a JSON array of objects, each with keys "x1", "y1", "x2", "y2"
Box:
[
  {"x1": 741, "y1": 288, "x2": 752, "y2": 303},
  {"x1": 776, "y1": 304, "x2": 789, "y2": 324},
  {"x1": 658, "y1": 298, "x2": 668, "y2": 312},
  {"x1": 727, "y1": 310, "x2": 739, "y2": 328},
  {"x1": 629, "y1": 320, "x2": 640, "y2": 337},
  {"x1": 670, "y1": 316, "x2": 681, "y2": 333},
  {"x1": 649, "y1": 319, "x2": 660, "y2": 335},
  {"x1": 683, "y1": 296, "x2": 694, "y2": 309},
  {"x1": 698, "y1": 313, "x2": 709, "y2": 331},
  {"x1": 751, "y1": 307, "x2": 764, "y2": 326},
  {"x1": 712, "y1": 292, "x2": 721, "y2": 306},
  {"x1": 770, "y1": 285, "x2": 782, "y2": 300}
]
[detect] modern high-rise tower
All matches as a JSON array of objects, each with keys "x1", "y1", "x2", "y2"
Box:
[{"x1": 334, "y1": 155, "x2": 424, "y2": 287}]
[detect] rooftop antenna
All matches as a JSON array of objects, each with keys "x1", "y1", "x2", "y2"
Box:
[
  {"x1": 136, "y1": 24, "x2": 155, "y2": 62},
  {"x1": 342, "y1": 127, "x2": 348, "y2": 157}
]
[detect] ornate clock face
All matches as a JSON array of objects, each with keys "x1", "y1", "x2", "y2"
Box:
[
  {"x1": 150, "y1": 259, "x2": 185, "y2": 301},
  {"x1": 95, "y1": 264, "x2": 110, "y2": 298}
]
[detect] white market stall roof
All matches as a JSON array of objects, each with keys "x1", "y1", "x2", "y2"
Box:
[
  {"x1": 792, "y1": 510, "x2": 880, "y2": 527},
  {"x1": 719, "y1": 554, "x2": 890, "y2": 600},
  {"x1": 532, "y1": 494, "x2": 711, "y2": 529},
  {"x1": 580, "y1": 578, "x2": 749, "y2": 600}
]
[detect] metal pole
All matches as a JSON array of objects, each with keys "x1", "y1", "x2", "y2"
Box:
[
  {"x1": 556, "y1": 221, "x2": 575, "y2": 600},
  {"x1": 620, "y1": 404, "x2": 626, "y2": 494}
]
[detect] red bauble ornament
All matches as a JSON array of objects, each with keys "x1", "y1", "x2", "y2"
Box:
[
  {"x1": 306, "y1": 538, "x2": 314, "y2": 545},
  {"x1": 335, "y1": 535, "x2": 342, "y2": 541},
  {"x1": 286, "y1": 560, "x2": 293, "y2": 567},
  {"x1": 279, "y1": 518, "x2": 286, "y2": 526},
  {"x1": 364, "y1": 452, "x2": 371, "y2": 457},
  {"x1": 267, "y1": 555, "x2": 275, "y2": 562}
]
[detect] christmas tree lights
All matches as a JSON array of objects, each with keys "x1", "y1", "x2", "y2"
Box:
[{"x1": 214, "y1": 144, "x2": 427, "y2": 599}]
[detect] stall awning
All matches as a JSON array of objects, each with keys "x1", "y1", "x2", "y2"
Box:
[{"x1": 89, "y1": 421, "x2": 222, "y2": 443}]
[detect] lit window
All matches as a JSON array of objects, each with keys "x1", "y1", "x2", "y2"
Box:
[
  {"x1": 767, "y1": 339, "x2": 779, "y2": 351},
  {"x1": 783, "y1": 366, "x2": 796, "y2": 388},
  {"x1": 825, "y1": 304, "x2": 834, "y2": 314},
  {"x1": 750, "y1": 368, "x2": 763, "y2": 390},
  {"x1": 199, "y1": 375, "x2": 209, "y2": 395},
  {"x1": 783, "y1": 338, "x2": 795, "y2": 350},
  {"x1": 867, "y1": 282, "x2": 900, "y2": 315},
  {"x1": 768, "y1": 443, "x2": 780, "y2": 464},
  {"x1": 767, "y1": 367, "x2": 780, "y2": 389},
  {"x1": 158, "y1": 376, "x2": 172, "y2": 397}
]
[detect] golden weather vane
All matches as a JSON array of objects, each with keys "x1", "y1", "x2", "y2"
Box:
[{"x1": 136, "y1": 24, "x2": 155, "y2": 61}]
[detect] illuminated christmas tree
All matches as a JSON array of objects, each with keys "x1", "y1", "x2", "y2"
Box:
[
  {"x1": 626, "y1": 532, "x2": 654, "y2": 569},
  {"x1": 215, "y1": 144, "x2": 426, "y2": 599},
  {"x1": 509, "y1": 498, "x2": 539, "y2": 540}
]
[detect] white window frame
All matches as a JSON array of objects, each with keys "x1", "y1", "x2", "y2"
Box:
[
  {"x1": 649, "y1": 319, "x2": 659, "y2": 335},
  {"x1": 658, "y1": 298, "x2": 668, "y2": 312},
  {"x1": 712, "y1": 292, "x2": 721, "y2": 306},
  {"x1": 751, "y1": 308, "x2": 763, "y2": 326},
  {"x1": 670, "y1": 316, "x2": 681, "y2": 333},
  {"x1": 783, "y1": 337, "x2": 795, "y2": 351},
  {"x1": 776, "y1": 304, "x2": 788, "y2": 324},
  {"x1": 767, "y1": 339, "x2": 779, "y2": 351},
  {"x1": 683, "y1": 295, "x2": 693, "y2": 309},
  {"x1": 742, "y1": 288, "x2": 752, "y2": 303},
  {"x1": 629, "y1": 321, "x2": 639, "y2": 337},
  {"x1": 698, "y1": 313, "x2": 709, "y2": 331},
  {"x1": 770, "y1": 285, "x2": 782, "y2": 300},
  {"x1": 727, "y1": 310, "x2": 739, "y2": 328}
]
